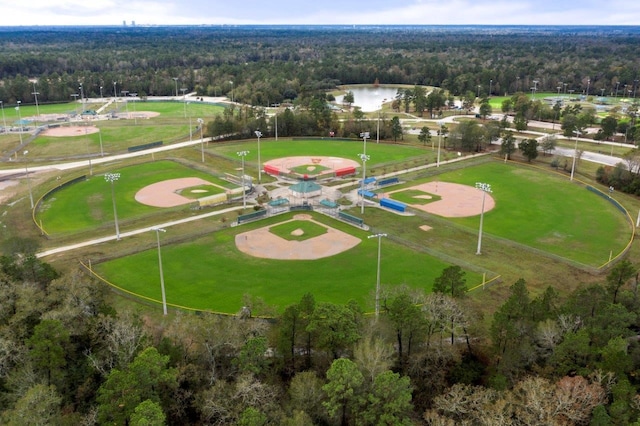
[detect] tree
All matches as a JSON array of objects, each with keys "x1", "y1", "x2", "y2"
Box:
[
  {"x1": 540, "y1": 134, "x2": 557, "y2": 156},
  {"x1": 490, "y1": 279, "x2": 536, "y2": 378},
  {"x1": 513, "y1": 112, "x2": 528, "y2": 131},
  {"x1": 288, "y1": 371, "x2": 326, "y2": 423},
  {"x1": 413, "y1": 85, "x2": 427, "y2": 117},
  {"x1": 450, "y1": 120, "x2": 484, "y2": 152},
  {"x1": 390, "y1": 116, "x2": 403, "y2": 142},
  {"x1": 360, "y1": 370, "x2": 414, "y2": 426},
  {"x1": 384, "y1": 291, "x2": 426, "y2": 370},
  {"x1": 519, "y1": 138, "x2": 539, "y2": 162},
  {"x1": 433, "y1": 265, "x2": 467, "y2": 298},
  {"x1": 418, "y1": 126, "x2": 432, "y2": 146},
  {"x1": 236, "y1": 336, "x2": 268, "y2": 376},
  {"x1": 606, "y1": 259, "x2": 636, "y2": 303},
  {"x1": 307, "y1": 302, "x2": 361, "y2": 359},
  {"x1": 353, "y1": 333, "x2": 394, "y2": 383},
  {"x1": 27, "y1": 319, "x2": 70, "y2": 388},
  {"x1": 343, "y1": 90, "x2": 354, "y2": 107},
  {"x1": 322, "y1": 358, "x2": 364, "y2": 426},
  {"x1": 601, "y1": 115, "x2": 618, "y2": 140},
  {"x1": 500, "y1": 131, "x2": 517, "y2": 160},
  {"x1": 97, "y1": 346, "x2": 178, "y2": 425},
  {"x1": 130, "y1": 399, "x2": 167, "y2": 426},
  {"x1": 2, "y1": 384, "x2": 62, "y2": 426},
  {"x1": 478, "y1": 99, "x2": 492, "y2": 119},
  {"x1": 562, "y1": 113, "x2": 579, "y2": 138}
]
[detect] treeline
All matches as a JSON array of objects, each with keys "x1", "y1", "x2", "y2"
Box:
[
  {"x1": 2, "y1": 238, "x2": 640, "y2": 424},
  {"x1": 0, "y1": 26, "x2": 639, "y2": 109}
]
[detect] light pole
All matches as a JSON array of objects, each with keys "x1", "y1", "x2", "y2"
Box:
[
  {"x1": 105, "y1": 172, "x2": 121, "y2": 240},
  {"x1": 197, "y1": 118, "x2": 205, "y2": 162},
  {"x1": 100, "y1": 85, "x2": 103, "y2": 99},
  {"x1": 615, "y1": 81, "x2": 620, "y2": 98},
  {"x1": 570, "y1": 131, "x2": 580, "y2": 181},
  {"x1": 0, "y1": 101, "x2": 6, "y2": 131},
  {"x1": 84, "y1": 123, "x2": 93, "y2": 176},
  {"x1": 255, "y1": 130, "x2": 263, "y2": 183},
  {"x1": 79, "y1": 83, "x2": 85, "y2": 113},
  {"x1": 475, "y1": 182, "x2": 492, "y2": 255},
  {"x1": 16, "y1": 101, "x2": 23, "y2": 146},
  {"x1": 180, "y1": 88, "x2": 188, "y2": 118},
  {"x1": 31, "y1": 81, "x2": 40, "y2": 126},
  {"x1": 477, "y1": 84, "x2": 481, "y2": 98},
  {"x1": 152, "y1": 227, "x2": 168, "y2": 316},
  {"x1": 113, "y1": 81, "x2": 118, "y2": 110},
  {"x1": 121, "y1": 90, "x2": 129, "y2": 118},
  {"x1": 532, "y1": 80, "x2": 539, "y2": 99},
  {"x1": 23, "y1": 150, "x2": 33, "y2": 209},
  {"x1": 274, "y1": 111, "x2": 278, "y2": 141},
  {"x1": 437, "y1": 120, "x2": 444, "y2": 167},
  {"x1": 376, "y1": 108, "x2": 380, "y2": 144},
  {"x1": 360, "y1": 131, "x2": 370, "y2": 155},
  {"x1": 98, "y1": 129, "x2": 104, "y2": 157},
  {"x1": 172, "y1": 77, "x2": 179, "y2": 97},
  {"x1": 359, "y1": 153, "x2": 370, "y2": 214},
  {"x1": 237, "y1": 150, "x2": 249, "y2": 209},
  {"x1": 585, "y1": 78, "x2": 590, "y2": 98},
  {"x1": 489, "y1": 79, "x2": 492, "y2": 97},
  {"x1": 130, "y1": 93, "x2": 137, "y2": 125},
  {"x1": 229, "y1": 81, "x2": 234, "y2": 103},
  {"x1": 368, "y1": 233, "x2": 387, "y2": 319}
]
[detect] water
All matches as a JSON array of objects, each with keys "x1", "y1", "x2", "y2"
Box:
[{"x1": 334, "y1": 87, "x2": 401, "y2": 112}]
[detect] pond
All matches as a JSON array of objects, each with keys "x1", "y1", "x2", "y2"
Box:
[{"x1": 334, "y1": 86, "x2": 401, "y2": 112}]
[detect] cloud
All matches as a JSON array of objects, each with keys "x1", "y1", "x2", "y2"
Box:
[{"x1": 0, "y1": 0, "x2": 639, "y2": 26}]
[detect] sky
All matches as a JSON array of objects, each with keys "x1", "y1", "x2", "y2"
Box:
[{"x1": 1, "y1": 0, "x2": 639, "y2": 27}]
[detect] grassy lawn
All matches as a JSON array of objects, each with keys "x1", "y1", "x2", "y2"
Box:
[
  {"x1": 269, "y1": 219, "x2": 328, "y2": 241},
  {"x1": 3, "y1": 101, "x2": 224, "y2": 159},
  {"x1": 389, "y1": 189, "x2": 442, "y2": 205},
  {"x1": 417, "y1": 162, "x2": 632, "y2": 266},
  {"x1": 37, "y1": 160, "x2": 238, "y2": 235},
  {"x1": 214, "y1": 139, "x2": 430, "y2": 166},
  {"x1": 94, "y1": 211, "x2": 483, "y2": 315}
]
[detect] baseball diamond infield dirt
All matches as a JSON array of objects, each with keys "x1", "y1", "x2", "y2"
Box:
[
  {"x1": 135, "y1": 177, "x2": 216, "y2": 207},
  {"x1": 41, "y1": 126, "x2": 101, "y2": 137},
  {"x1": 385, "y1": 181, "x2": 495, "y2": 218},
  {"x1": 264, "y1": 156, "x2": 360, "y2": 176},
  {"x1": 235, "y1": 214, "x2": 361, "y2": 260}
]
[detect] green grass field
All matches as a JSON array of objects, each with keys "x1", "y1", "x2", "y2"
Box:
[
  {"x1": 391, "y1": 162, "x2": 632, "y2": 266},
  {"x1": 37, "y1": 160, "x2": 237, "y2": 234},
  {"x1": 1, "y1": 101, "x2": 224, "y2": 159},
  {"x1": 214, "y1": 139, "x2": 429, "y2": 167},
  {"x1": 94, "y1": 211, "x2": 482, "y2": 315}
]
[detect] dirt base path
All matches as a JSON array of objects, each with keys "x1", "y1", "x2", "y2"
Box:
[
  {"x1": 386, "y1": 181, "x2": 495, "y2": 217},
  {"x1": 235, "y1": 214, "x2": 361, "y2": 260}
]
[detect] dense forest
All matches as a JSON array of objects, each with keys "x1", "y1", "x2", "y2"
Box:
[
  {"x1": 0, "y1": 26, "x2": 639, "y2": 107},
  {"x1": 3, "y1": 25, "x2": 640, "y2": 424},
  {"x1": 3, "y1": 238, "x2": 640, "y2": 425}
]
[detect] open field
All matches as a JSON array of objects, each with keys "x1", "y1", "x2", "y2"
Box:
[
  {"x1": 214, "y1": 139, "x2": 434, "y2": 168},
  {"x1": 384, "y1": 161, "x2": 631, "y2": 267},
  {"x1": 37, "y1": 160, "x2": 238, "y2": 235},
  {"x1": 93, "y1": 211, "x2": 484, "y2": 315},
  {"x1": 2, "y1": 101, "x2": 634, "y2": 317},
  {"x1": 1, "y1": 101, "x2": 224, "y2": 159}
]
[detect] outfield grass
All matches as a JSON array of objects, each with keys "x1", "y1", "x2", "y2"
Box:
[
  {"x1": 37, "y1": 160, "x2": 238, "y2": 234},
  {"x1": 4, "y1": 101, "x2": 224, "y2": 159},
  {"x1": 419, "y1": 162, "x2": 631, "y2": 266},
  {"x1": 94, "y1": 211, "x2": 483, "y2": 315},
  {"x1": 269, "y1": 220, "x2": 328, "y2": 241},
  {"x1": 214, "y1": 139, "x2": 430, "y2": 167}
]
